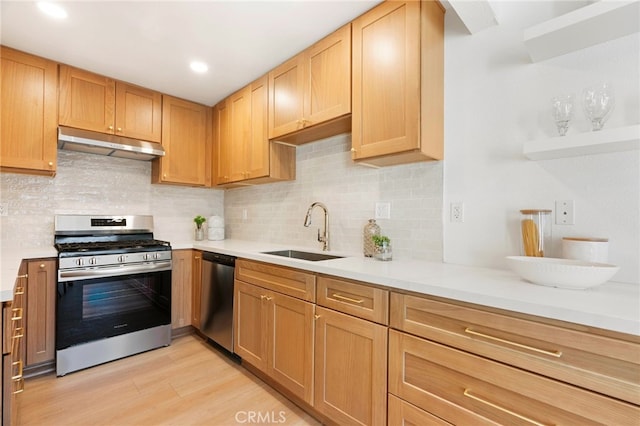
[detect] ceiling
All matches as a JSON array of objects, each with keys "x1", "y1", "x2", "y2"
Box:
[{"x1": 1, "y1": 1, "x2": 382, "y2": 106}]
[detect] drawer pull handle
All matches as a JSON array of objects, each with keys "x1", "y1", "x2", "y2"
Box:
[
  {"x1": 11, "y1": 308, "x2": 23, "y2": 321},
  {"x1": 331, "y1": 293, "x2": 364, "y2": 304},
  {"x1": 11, "y1": 359, "x2": 23, "y2": 381},
  {"x1": 12, "y1": 327, "x2": 24, "y2": 339},
  {"x1": 13, "y1": 377, "x2": 24, "y2": 394},
  {"x1": 16, "y1": 274, "x2": 28, "y2": 279},
  {"x1": 463, "y1": 389, "x2": 550, "y2": 426},
  {"x1": 464, "y1": 328, "x2": 562, "y2": 358},
  {"x1": 15, "y1": 284, "x2": 25, "y2": 295}
]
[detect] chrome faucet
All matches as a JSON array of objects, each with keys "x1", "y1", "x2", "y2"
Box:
[{"x1": 303, "y1": 202, "x2": 329, "y2": 251}]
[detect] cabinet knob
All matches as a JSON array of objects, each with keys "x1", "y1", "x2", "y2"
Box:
[
  {"x1": 39, "y1": 263, "x2": 45, "y2": 269},
  {"x1": 117, "y1": 127, "x2": 122, "y2": 132},
  {"x1": 108, "y1": 125, "x2": 114, "y2": 131},
  {"x1": 314, "y1": 314, "x2": 321, "y2": 320},
  {"x1": 350, "y1": 148, "x2": 356, "y2": 153},
  {"x1": 48, "y1": 161, "x2": 54, "y2": 167}
]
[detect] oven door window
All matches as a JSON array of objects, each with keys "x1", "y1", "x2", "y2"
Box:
[{"x1": 56, "y1": 270, "x2": 171, "y2": 350}]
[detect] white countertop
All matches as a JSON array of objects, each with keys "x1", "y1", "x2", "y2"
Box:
[{"x1": 3, "y1": 239, "x2": 639, "y2": 336}]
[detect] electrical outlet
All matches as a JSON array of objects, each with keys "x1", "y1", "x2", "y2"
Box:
[
  {"x1": 0, "y1": 202, "x2": 7, "y2": 217},
  {"x1": 450, "y1": 202, "x2": 464, "y2": 223},
  {"x1": 555, "y1": 200, "x2": 575, "y2": 225},
  {"x1": 375, "y1": 202, "x2": 391, "y2": 219}
]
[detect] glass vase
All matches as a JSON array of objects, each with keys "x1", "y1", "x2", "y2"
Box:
[
  {"x1": 374, "y1": 242, "x2": 392, "y2": 261},
  {"x1": 363, "y1": 219, "x2": 381, "y2": 257},
  {"x1": 195, "y1": 227, "x2": 204, "y2": 241}
]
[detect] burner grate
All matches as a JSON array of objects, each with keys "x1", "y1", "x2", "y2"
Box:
[{"x1": 55, "y1": 239, "x2": 171, "y2": 253}]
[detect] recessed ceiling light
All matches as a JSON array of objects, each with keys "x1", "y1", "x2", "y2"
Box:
[
  {"x1": 37, "y1": 2, "x2": 68, "y2": 19},
  {"x1": 190, "y1": 61, "x2": 209, "y2": 74}
]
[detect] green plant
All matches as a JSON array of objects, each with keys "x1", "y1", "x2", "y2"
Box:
[
  {"x1": 371, "y1": 234, "x2": 390, "y2": 247},
  {"x1": 194, "y1": 215, "x2": 206, "y2": 229}
]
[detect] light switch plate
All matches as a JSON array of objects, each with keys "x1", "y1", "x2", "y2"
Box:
[{"x1": 375, "y1": 202, "x2": 391, "y2": 219}]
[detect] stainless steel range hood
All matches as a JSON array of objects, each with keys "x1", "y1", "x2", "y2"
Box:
[{"x1": 57, "y1": 126, "x2": 165, "y2": 161}]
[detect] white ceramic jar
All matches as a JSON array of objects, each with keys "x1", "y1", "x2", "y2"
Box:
[
  {"x1": 207, "y1": 216, "x2": 225, "y2": 241},
  {"x1": 561, "y1": 237, "x2": 609, "y2": 263}
]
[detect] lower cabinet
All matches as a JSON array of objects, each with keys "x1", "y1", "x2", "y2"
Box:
[
  {"x1": 3, "y1": 262, "x2": 27, "y2": 426},
  {"x1": 191, "y1": 251, "x2": 202, "y2": 329},
  {"x1": 25, "y1": 259, "x2": 56, "y2": 367},
  {"x1": 171, "y1": 250, "x2": 193, "y2": 330},
  {"x1": 388, "y1": 394, "x2": 452, "y2": 426},
  {"x1": 234, "y1": 280, "x2": 314, "y2": 405},
  {"x1": 314, "y1": 306, "x2": 388, "y2": 425}
]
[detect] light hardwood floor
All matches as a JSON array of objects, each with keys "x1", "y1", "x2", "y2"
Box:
[{"x1": 18, "y1": 335, "x2": 321, "y2": 426}]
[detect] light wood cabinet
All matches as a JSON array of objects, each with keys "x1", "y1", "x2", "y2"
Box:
[
  {"x1": 152, "y1": 95, "x2": 212, "y2": 186},
  {"x1": 269, "y1": 24, "x2": 351, "y2": 144},
  {"x1": 192, "y1": 250, "x2": 202, "y2": 329},
  {"x1": 213, "y1": 76, "x2": 295, "y2": 187},
  {"x1": 3, "y1": 262, "x2": 27, "y2": 426},
  {"x1": 25, "y1": 259, "x2": 56, "y2": 366},
  {"x1": 314, "y1": 306, "x2": 387, "y2": 425},
  {"x1": 351, "y1": 0, "x2": 444, "y2": 167},
  {"x1": 316, "y1": 275, "x2": 388, "y2": 325},
  {"x1": 59, "y1": 65, "x2": 162, "y2": 142},
  {"x1": 388, "y1": 394, "x2": 453, "y2": 426},
  {"x1": 235, "y1": 259, "x2": 315, "y2": 302},
  {"x1": 234, "y1": 279, "x2": 314, "y2": 405},
  {"x1": 390, "y1": 292, "x2": 640, "y2": 405},
  {"x1": 389, "y1": 329, "x2": 639, "y2": 425},
  {"x1": 0, "y1": 46, "x2": 57, "y2": 176},
  {"x1": 171, "y1": 250, "x2": 193, "y2": 330}
]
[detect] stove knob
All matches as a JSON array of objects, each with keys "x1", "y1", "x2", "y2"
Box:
[
  {"x1": 89, "y1": 257, "x2": 97, "y2": 265},
  {"x1": 153, "y1": 253, "x2": 160, "y2": 260},
  {"x1": 75, "y1": 258, "x2": 84, "y2": 266},
  {"x1": 117, "y1": 255, "x2": 125, "y2": 263},
  {"x1": 143, "y1": 253, "x2": 149, "y2": 261}
]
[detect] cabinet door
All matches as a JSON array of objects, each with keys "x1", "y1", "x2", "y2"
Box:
[
  {"x1": 314, "y1": 306, "x2": 388, "y2": 425},
  {"x1": 192, "y1": 251, "x2": 202, "y2": 329},
  {"x1": 269, "y1": 55, "x2": 305, "y2": 138},
  {"x1": 213, "y1": 100, "x2": 231, "y2": 185},
  {"x1": 0, "y1": 47, "x2": 57, "y2": 175},
  {"x1": 266, "y1": 292, "x2": 314, "y2": 405},
  {"x1": 59, "y1": 65, "x2": 116, "y2": 134},
  {"x1": 234, "y1": 280, "x2": 267, "y2": 370},
  {"x1": 26, "y1": 259, "x2": 56, "y2": 366},
  {"x1": 304, "y1": 24, "x2": 351, "y2": 127},
  {"x1": 388, "y1": 394, "x2": 453, "y2": 426},
  {"x1": 171, "y1": 250, "x2": 192, "y2": 330},
  {"x1": 246, "y1": 75, "x2": 270, "y2": 180},
  {"x1": 228, "y1": 86, "x2": 251, "y2": 182},
  {"x1": 115, "y1": 82, "x2": 162, "y2": 142},
  {"x1": 154, "y1": 95, "x2": 211, "y2": 186},
  {"x1": 351, "y1": 1, "x2": 420, "y2": 160}
]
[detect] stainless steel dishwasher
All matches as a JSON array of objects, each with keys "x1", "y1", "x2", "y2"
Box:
[{"x1": 200, "y1": 252, "x2": 236, "y2": 353}]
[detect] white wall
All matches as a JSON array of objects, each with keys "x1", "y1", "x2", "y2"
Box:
[
  {"x1": 224, "y1": 134, "x2": 444, "y2": 260},
  {"x1": 443, "y1": 1, "x2": 640, "y2": 283},
  {"x1": 0, "y1": 151, "x2": 224, "y2": 249}
]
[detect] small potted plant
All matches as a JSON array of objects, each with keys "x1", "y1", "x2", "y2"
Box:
[
  {"x1": 194, "y1": 215, "x2": 206, "y2": 241},
  {"x1": 371, "y1": 235, "x2": 392, "y2": 261}
]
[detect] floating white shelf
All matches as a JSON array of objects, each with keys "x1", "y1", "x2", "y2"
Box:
[
  {"x1": 523, "y1": 0, "x2": 640, "y2": 62},
  {"x1": 523, "y1": 124, "x2": 640, "y2": 160}
]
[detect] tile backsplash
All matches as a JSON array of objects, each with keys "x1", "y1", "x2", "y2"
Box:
[
  {"x1": 0, "y1": 150, "x2": 224, "y2": 249},
  {"x1": 224, "y1": 133, "x2": 444, "y2": 260}
]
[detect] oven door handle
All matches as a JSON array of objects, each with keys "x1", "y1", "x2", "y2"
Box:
[{"x1": 58, "y1": 261, "x2": 172, "y2": 282}]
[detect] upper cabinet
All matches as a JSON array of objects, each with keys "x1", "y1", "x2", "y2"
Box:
[
  {"x1": 214, "y1": 76, "x2": 295, "y2": 187},
  {"x1": 0, "y1": 46, "x2": 58, "y2": 176},
  {"x1": 268, "y1": 24, "x2": 352, "y2": 145},
  {"x1": 152, "y1": 95, "x2": 211, "y2": 186},
  {"x1": 351, "y1": 0, "x2": 445, "y2": 167},
  {"x1": 59, "y1": 65, "x2": 162, "y2": 142}
]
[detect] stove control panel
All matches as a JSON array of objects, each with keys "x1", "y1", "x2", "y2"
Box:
[{"x1": 59, "y1": 250, "x2": 172, "y2": 270}]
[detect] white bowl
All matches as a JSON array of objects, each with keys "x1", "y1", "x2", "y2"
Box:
[{"x1": 505, "y1": 256, "x2": 619, "y2": 290}]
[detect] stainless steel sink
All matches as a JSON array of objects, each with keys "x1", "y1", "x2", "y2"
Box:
[{"x1": 262, "y1": 250, "x2": 343, "y2": 261}]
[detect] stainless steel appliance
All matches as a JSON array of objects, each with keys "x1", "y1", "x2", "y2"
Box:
[
  {"x1": 200, "y1": 252, "x2": 236, "y2": 353},
  {"x1": 54, "y1": 215, "x2": 172, "y2": 376}
]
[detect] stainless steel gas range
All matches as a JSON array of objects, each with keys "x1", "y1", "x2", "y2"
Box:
[{"x1": 54, "y1": 215, "x2": 172, "y2": 376}]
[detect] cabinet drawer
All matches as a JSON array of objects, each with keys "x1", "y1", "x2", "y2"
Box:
[
  {"x1": 390, "y1": 292, "x2": 640, "y2": 405},
  {"x1": 317, "y1": 275, "x2": 388, "y2": 324},
  {"x1": 388, "y1": 394, "x2": 453, "y2": 426},
  {"x1": 389, "y1": 330, "x2": 639, "y2": 425},
  {"x1": 236, "y1": 259, "x2": 315, "y2": 302}
]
